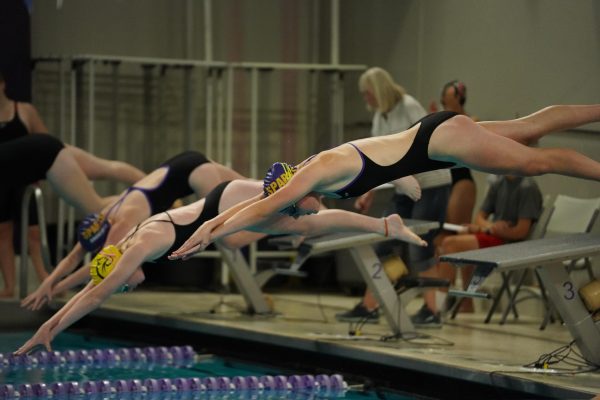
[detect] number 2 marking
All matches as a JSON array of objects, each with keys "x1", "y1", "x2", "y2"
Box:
[{"x1": 372, "y1": 262, "x2": 382, "y2": 279}]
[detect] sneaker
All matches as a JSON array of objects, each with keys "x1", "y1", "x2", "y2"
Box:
[
  {"x1": 410, "y1": 305, "x2": 442, "y2": 328},
  {"x1": 335, "y1": 303, "x2": 379, "y2": 324}
]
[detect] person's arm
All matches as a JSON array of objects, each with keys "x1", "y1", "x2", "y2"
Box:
[
  {"x1": 15, "y1": 281, "x2": 95, "y2": 353},
  {"x1": 15, "y1": 242, "x2": 151, "y2": 355},
  {"x1": 170, "y1": 162, "x2": 323, "y2": 259},
  {"x1": 21, "y1": 244, "x2": 86, "y2": 310},
  {"x1": 465, "y1": 210, "x2": 492, "y2": 233},
  {"x1": 488, "y1": 218, "x2": 533, "y2": 241},
  {"x1": 354, "y1": 191, "x2": 375, "y2": 213},
  {"x1": 19, "y1": 103, "x2": 49, "y2": 134},
  {"x1": 51, "y1": 266, "x2": 91, "y2": 295},
  {"x1": 167, "y1": 193, "x2": 264, "y2": 259}
]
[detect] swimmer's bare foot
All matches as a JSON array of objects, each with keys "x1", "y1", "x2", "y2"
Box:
[
  {"x1": 385, "y1": 214, "x2": 427, "y2": 247},
  {"x1": 0, "y1": 289, "x2": 15, "y2": 298}
]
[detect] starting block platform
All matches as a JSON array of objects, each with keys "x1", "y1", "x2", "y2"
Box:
[
  {"x1": 220, "y1": 219, "x2": 441, "y2": 336},
  {"x1": 440, "y1": 232, "x2": 600, "y2": 365}
]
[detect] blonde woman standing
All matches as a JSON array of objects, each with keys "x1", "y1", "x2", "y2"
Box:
[{"x1": 337, "y1": 67, "x2": 453, "y2": 323}]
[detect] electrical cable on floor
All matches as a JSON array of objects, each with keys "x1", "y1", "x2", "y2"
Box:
[
  {"x1": 523, "y1": 340, "x2": 599, "y2": 372},
  {"x1": 341, "y1": 305, "x2": 455, "y2": 347},
  {"x1": 488, "y1": 340, "x2": 599, "y2": 380}
]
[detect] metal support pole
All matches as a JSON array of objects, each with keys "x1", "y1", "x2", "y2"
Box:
[
  {"x1": 183, "y1": 66, "x2": 194, "y2": 150},
  {"x1": 157, "y1": 66, "x2": 167, "y2": 163},
  {"x1": 185, "y1": 0, "x2": 194, "y2": 59},
  {"x1": 348, "y1": 245, "x2": 407, "y2": 336},
  {"x1": 330, "y1": 72, "x2": 344, "y2": 146},
  {"x1": 205, "y1": 68, "x2": 214, "y2": 158},
  {"x1": 204, "y1": 0, "x2": 213, "y2": 61},
  {"x1": 141, "y1": 64, "x2": 155, "y2": 171},
  {"x1": 66, "y1": 62, "x2": 82, "y2": 250},
  {"x1": 216, "y1": 68, "x2": 224, "y2": 162},
  {"x1": 87, "y1": 61, "x2": 95, "y2": 155},
  {"x1": 225, "y1": 67, "x2": 234, "y2": 168},
  {"x1": 110, "y1": 61, "x2": 120, "y2": 194},
  {"x1": 308, "y1": 70, "x2": 318, "y2": 152},
  {"x1": 19, "y1": 187, "x2": 34, "y2": 299},
  {"x1": 330, "y1": 0, "x2": 339, "y2": 65},
  {"x1": 216, "y1": 244, "x2": 271, "y2": 315},
  {"x1": 250, "y1": 68, "x2": 259, "y2": 179},
  {"x1": 56, "y1": 60, "x2": 67, "y2": 263},
  {"x1": 19, "y1": 187, "x2": 51, "y2": 299},
  {"x1": 337, "y1": 72, "x2": 344, "y2": 144},
  {"x1": 33, "y1": 188, "x2": 52, "y2": 271}
]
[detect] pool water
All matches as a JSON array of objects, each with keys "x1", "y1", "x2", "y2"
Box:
[{"x1": 1, "y1": 331, "x2": 416, "y2": 399}]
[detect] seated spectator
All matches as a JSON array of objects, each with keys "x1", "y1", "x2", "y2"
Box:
[
  {"x1": 429, "y1": 79, "x2": 478, "y2": 313},
  {"x1": 413, "y1": 175, "x2": 543, "y2": 327}
]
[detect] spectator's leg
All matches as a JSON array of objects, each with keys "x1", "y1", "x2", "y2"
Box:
[{"x1": 0, "y1": 221, "x2": 16, "y2": 297}]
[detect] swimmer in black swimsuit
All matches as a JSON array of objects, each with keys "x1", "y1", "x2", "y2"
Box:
[
  {"x1": 21, "y1": 151, "x2": 246, "y2": 311},
  {"x1": 0, "y1": 134, "x2": 107, "y2": 215},
  {"x1": 0, "y1": 71, "x2": 145, "y2": 298},
  {"x1": 170, "y1": 104, "x2": 600, "y2": 259},
  {"x1": 16, "y1": 179, "x2": 424, "y2": 353}
]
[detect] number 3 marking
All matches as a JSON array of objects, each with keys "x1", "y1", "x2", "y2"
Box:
[{"x1": 563, "y1": 281, "x2": 575, "y2": 300}]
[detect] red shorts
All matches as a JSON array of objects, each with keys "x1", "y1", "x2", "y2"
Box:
[{"x1": 474, "y1": 233, "x2": 505, "y2": 248}]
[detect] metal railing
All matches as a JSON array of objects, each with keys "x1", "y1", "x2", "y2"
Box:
[{"x1": 19, "y1": 185, "x2": 52, "y2": 299}]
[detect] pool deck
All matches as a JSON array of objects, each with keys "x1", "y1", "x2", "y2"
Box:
[{"x1": 33, "y1": 289, "x2": 600, "y2": 399}]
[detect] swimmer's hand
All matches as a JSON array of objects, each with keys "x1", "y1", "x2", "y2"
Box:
[
  {"x1": 385, "y1": 214, "x2": 427, "y2": 247},
  {"x1": 354, "y1": 191, "x2": 374, "y2": 214},
  {"x1": 15, "y1": 324, "x2": 53, "y2": 355},
  {"x1": 391, "y1": 176, "x2": 421, "y2": 202},
  {"x1": 21, "y1": 280, "x2": 53, "y2": 311},
  {"x1": 168, "y1": 222, "x2": 213, "y2": 260}
]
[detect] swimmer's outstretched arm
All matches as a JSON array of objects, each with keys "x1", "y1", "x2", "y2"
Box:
[
  {"x1": 168, "y1": 192, "x2": 265, "y2": 259},
  {"x1": 51, "y1": 267, "x2": 91, "y2": 297},
  {"x1": 170, "y1": 167, "x2": 320, "y2": 259},
  {"x1": 22, "y1": 212, "x2": 139, "y2": 310},
  {"x1": 16, "y1": 281, "x2": 95, "y2": 354},
  {"x1": 21, "y1": 244, "x2": 86, "y2": 311},
  {"x1": 15, "y1": 244, "x2": 151, "y2": 355}
]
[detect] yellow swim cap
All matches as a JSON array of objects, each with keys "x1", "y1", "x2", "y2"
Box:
[{"x1": 90, "y1": 245, "x2": 122, "y2": 285}]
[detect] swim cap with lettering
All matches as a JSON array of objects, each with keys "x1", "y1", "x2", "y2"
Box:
[{"x1": 263, "y1": 162, "x2": 296, "y2": 197}]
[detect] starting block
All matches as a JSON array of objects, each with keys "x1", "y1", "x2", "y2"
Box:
[{"x1": 440, "y1": 233, "x2": 600, "y2": 365}]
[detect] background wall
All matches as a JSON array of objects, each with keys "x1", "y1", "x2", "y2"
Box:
[{"x1": 29, "y1": 0, "x2": 600, "y2": 207}]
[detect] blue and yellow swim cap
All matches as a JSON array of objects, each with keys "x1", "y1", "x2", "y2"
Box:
[
  {"x1": 89, "y1": 245, "x2": 122, "y2": 285},
  {"x1": 77, "y1": 213, "x2": 111, "y2": 252},
  {"x1": 263, "y1": 162, "x2": 297, "y2": 197}
]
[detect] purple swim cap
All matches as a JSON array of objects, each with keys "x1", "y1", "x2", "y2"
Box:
[
  {"x1": 263, "y1": 162, "x2": 296, "y2": 197},
  {"x1": 77, "y1": 213, "x2": 111, "y2": 252}
]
